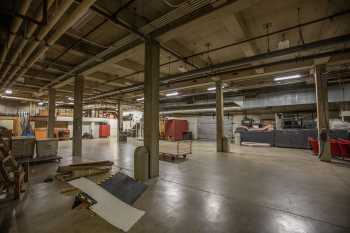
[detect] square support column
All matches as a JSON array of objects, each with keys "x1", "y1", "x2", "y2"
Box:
[
  {"x1": 118, "y1": 101, "x2": 122, "y2": 141},
  {"x1": 314, "y1": 65, "x2": 331, "y2": 162},
  {"x1": 144, "y1": 38, "x2": 160, "y2": 178},
  {"x1": 73, "y1": 76, "x2": 84, "y2": 157},
  {"x1": 47, "y1": 88, "x2": 56, "y2": 138},
  {"x1": 216, "y1": 81, "x2": 224, "y2": 152}
]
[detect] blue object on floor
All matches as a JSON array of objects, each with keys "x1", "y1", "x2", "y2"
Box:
[{"x1": 100, "y1": 172, "x2": 147, "y2": 205}]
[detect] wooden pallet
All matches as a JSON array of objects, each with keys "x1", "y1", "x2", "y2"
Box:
[{"x1": 159, "y1": 140, "x2": 192, "y2": 161}]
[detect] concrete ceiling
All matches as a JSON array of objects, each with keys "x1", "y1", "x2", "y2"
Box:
[{"x1": 0, "y1": 0, "x2": 350, "y2": 111}]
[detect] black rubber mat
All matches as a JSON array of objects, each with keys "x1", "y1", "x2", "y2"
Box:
[{"x1": 100, "y1": 172, "x2": 147, "y2": 205}]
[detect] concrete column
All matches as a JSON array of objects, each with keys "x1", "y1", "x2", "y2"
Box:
[
  {"x1": 73, "y1": 76, "x2": 84, "y2": 157},
  {"x1": 314, "y1": 65, "x2": 331, "y2": 162},
  {"x1": 144, "y1": 38, "x2": 160, "y2": 178},
  {"x1": 216, "y1": 81, "x2": 224, "y2": 152},
  {"x1": 47, "y1": 88, "x2": 56, "y2": 138},
  {"x1": 118, "y1": 101, "x2": 122, "y2": 141}
]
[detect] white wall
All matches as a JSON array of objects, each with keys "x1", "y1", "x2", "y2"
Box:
[
  {"x1": 107, "y1": 118, "x2": 118, "y2": 137},
  {"x1": 61, "y1": 117, "x2": 118, "y2": 138}
]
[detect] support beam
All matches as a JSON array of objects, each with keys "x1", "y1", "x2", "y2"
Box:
[
  {"x1": 118, "y1": 101, "x2": 122, "y2": 141},
  {"x1": 47, "y1": 88, "x2": 56, "y2": 138},
  {"x1": 144, "y1": 39, "x2": 160, "y2": 178},
  {"x1": 216, "y1": 81, "x2": 224, "y2": 152},
  {"x1": 314, "y1": 65, "x2": 331, "y2": 162},
  {"x1": 73, "y1": 76, "x2": 84, "y2": 157}
]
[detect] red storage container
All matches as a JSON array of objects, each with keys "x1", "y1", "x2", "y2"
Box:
[
  {"x1": 308, "y1": 137, "x2": 319, "y2": 156},
  {"x1": 99, "y1": 124, "x2": 110, "y2": 138},
  {"x1": 165, "y1": 119, "x2": 188, "y2": 141}
]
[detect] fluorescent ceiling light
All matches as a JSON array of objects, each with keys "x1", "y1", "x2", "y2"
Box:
[
  {"x1": 5, "y1": 89, "x2": 12, "y2": 95},
  {"x1": 274, "y1": 74, "x2": 301, "y2": 81},
  {"x1": 207, "y1": 87, "x2": 216, "y2": 91},
  {"x1": 178, "y1": 66, "x2": 187, "y2": 73},
  {"x1": 68, "y1": 97, "x2": 74, "y2": 101},
  {"x1": 38, "y1": 102, "x2": 44, "y2": 106},
  {"x1": 166, "y1": 92, "x2": 178, "y2": 97},
  {"x1": 136, "y1": 97, "x2": 144, "y2": 101}
]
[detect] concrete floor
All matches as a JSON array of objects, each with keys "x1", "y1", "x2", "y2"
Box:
[{"x1": 3, "y1": 138, "x2": 350, "y2": 233}]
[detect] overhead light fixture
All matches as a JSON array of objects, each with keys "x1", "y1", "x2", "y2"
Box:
[
  {"x1": 68, "y1": 97, "x2": 74, "y2": 101},
  {"x1": 166, "y1": 92, "x2": 178, "y2": 97},
  {"x1": 273, "y1": 74, "x2": 301, "y2": 81},
  {"x1": 207, "y1": 87, "x2": 216, "y2": 91},
  {"x1": 178, "y1": 66, "x2": 187, "y2": 73},
  {"x1": 38, "y1": 102, "x2": 44, "y2": 106},
  {"x1": 136, "y1": 97, "x2": 144, "y2": 101},
  {"x1": 5, "y1": 89, "x2": 12, "y2": 95}
]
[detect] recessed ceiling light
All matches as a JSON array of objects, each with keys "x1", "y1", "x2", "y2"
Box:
[
  {"x1": 274, "y1": 74, "x2": 301, "y2": 81},
  {"x1": 178, "y1": 66, "x2": 187, "y2": 73},
  {"x1": 5, "y1": 89, "x2": 12, "y2": 95},
  {"x1": 166, "y1": 92, "x2": 178, "y2": 97},
  {"x1": 207, "y1": 87, "x2": 216, "y2": 91}
]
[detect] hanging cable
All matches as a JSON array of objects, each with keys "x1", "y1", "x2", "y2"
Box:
[{"x1": 263, "y1": 22, "x2": 272, "y2": 52}]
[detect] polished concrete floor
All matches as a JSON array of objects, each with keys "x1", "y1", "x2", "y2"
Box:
[{"x1": 3, "y1": 138, "x2": 350, "y2": 233}]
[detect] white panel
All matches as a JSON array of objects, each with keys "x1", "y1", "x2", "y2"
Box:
[
  {"x1": 69, "y1": 178, "x2": 145, "y2": 232},
  {"x1": 0, "y1": 120, "x2": 14, "y2": 130},
  {"x1": 107, "y1": 119, "x2": 118, "y2": 137},
  {"x1": 197, "y1": 116, "x2": 233, "y2": 140}
]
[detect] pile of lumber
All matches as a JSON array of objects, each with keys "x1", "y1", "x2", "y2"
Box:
[{"x1": 56, "y1": 160, "x2": 113, "y2": 182}]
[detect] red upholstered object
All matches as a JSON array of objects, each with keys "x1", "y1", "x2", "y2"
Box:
[
  {"x1": 165, "y1": 119, "x2": 188, "y2": 141},
  {"x1": 99, "y1": 124, "x2": 110, "y2": 138},
  {"x1": 338, "y1": 139, "x2": 350, "y2": 158},
  {"x1": 329, "y1": 139, "x2": 341, "y2": 158}
]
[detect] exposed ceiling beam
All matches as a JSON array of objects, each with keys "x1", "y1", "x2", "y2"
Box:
[
  {"x1": 84, "y1": 34, "x2": 350, "y2": 100},
  {"x1": 37, "y1": 0, "x2": 240, "y2": 94}
]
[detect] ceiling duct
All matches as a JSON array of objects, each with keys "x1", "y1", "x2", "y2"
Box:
[
  {"x1": 3, "y1": 0, "x2": 98, "y2": 90},
  {"x1": 1, "y1": 0, "x2": 75, "y2": 89},
  {"x1": 0, "y1": 0, "x2": 32, "y2": 71},
  {"x1": 0, "y1": 0, "x2": 55, "y2": 84}
]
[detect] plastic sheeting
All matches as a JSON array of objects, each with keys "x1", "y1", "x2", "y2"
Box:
[{"x1": 69, "y1": 178, "x2": 145, "y2": 232}]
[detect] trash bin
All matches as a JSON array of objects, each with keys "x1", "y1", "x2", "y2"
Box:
[
  {"x1": 36, "y1": 138, "x2": 58, "y2": 158},
  {"x1": 234, "y1": 133, "x2": 241, "y2": 145},
  {"x1": 11, "y1": 136, "x2": 35, "y2": 159},
  {"x1": 134, "y1": 146, "x2": 149, "y2": 181},
  {"x1": 223, "y1": 137, "x2": 229, "y2": 152}
]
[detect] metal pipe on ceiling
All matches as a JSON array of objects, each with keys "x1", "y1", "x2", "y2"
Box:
[
  {"x1": 0, "y1": 0, "x2": 32, "y2": 71},
  {"x1": 160, "y1": 106, "x2": 241, "y2": 114},
  {"x1": 84, "y1": 34, "x2": 350, "y2": 100},
  {"x1": 0, "y1": 95, "x2": 41, "y2": 102},
  {"x1": 162, "y1": 34, "x2": 350, "y2": 83},
  {"x1": 93, "y1": 8, "x2": 350, "y2": 83},
  {"x1": 162, "y1": 8, "x2": 350, "y2": 65},
  {"x1": 4, "y1": 0, "x2": 98, "y2": 90},
  {"x1": 0, "y1": 0, "x2": 55, "y2": 84},
  {"x1": 1, "y1": 0, "x2": 75, "y2": 89},
  {"x1": 36, "y1": 0, "x2": 221, "y2": 94},
  {"x1": 79, "y1": 1, "x2": 200, "y2": 70}
]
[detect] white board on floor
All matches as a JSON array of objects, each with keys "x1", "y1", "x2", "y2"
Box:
[{"x1": 69, "y1": 177, "x2": 145, "y2": 232}]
